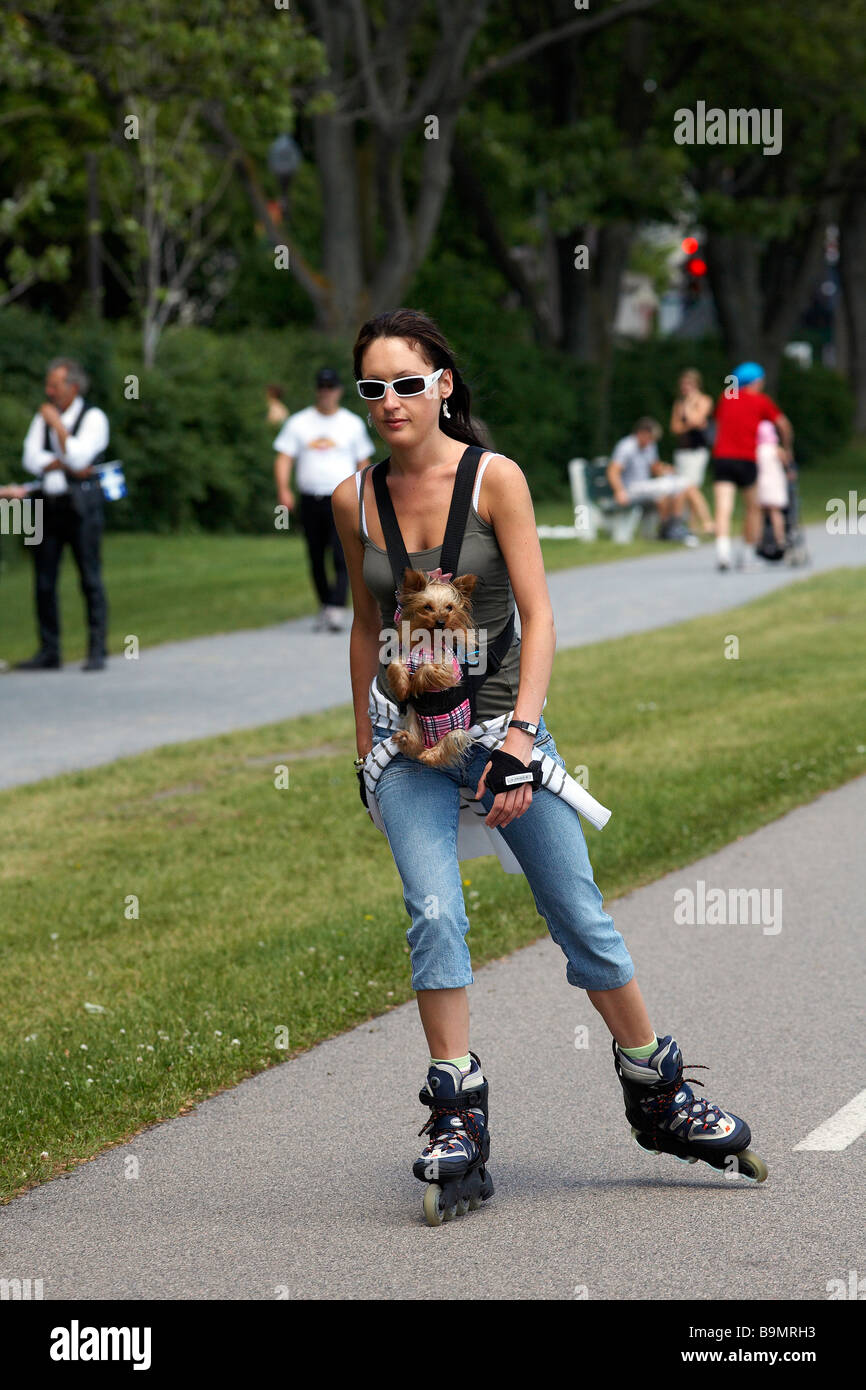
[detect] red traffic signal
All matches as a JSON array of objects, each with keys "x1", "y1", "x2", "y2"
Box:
[
  {"x1": 686, "y1": 257, "x2": 707, "y2": 276},
  {"x1": 681, "y1": 236, "x2": 699, "y2": 255}
]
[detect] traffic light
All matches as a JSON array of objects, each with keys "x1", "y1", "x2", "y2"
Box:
[
  {"x1": 682, "y1": 237, "x2": 707, "y2": 277},
  {"x1": 681, "y1": 236, "x2": 707, "y2": 302}
]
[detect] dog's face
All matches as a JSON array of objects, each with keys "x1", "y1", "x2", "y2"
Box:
[{"x1": 398, "y1": 569, "x2": 476, "y2": 633}]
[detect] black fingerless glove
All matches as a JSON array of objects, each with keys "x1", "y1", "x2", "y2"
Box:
[{"x1": 484, "y1": 749, "x2": 544, "y2": 796}]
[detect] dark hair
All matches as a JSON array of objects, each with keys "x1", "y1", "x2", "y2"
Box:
[
  {"x1": 352, "y1": 308, "x2": 486, "y2": 448},
  {"x1": 266, "y1": 383, "x2": 284, "y2": 400},
  {"x1": 634, "y1": 416, "x2": 662, "y2": 439}
]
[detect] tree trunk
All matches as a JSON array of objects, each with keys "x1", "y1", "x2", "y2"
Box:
[
  {"x1": 311, "y1": 108, "x2": 365, "y2": 331},
  {"x1": 705, "y1": 231, "x2": 763, "y2": 366},
  {"x1": 86, "y1": 152, "x2": 103, "y2": 318},
  {"x1": 450, "y1": 136, "x2": 557, "y2": 347},
  {"x1": 760, "y1": 211, "x2": 832, "y2": 393},
  {"x1": 558, "y1": 221, "x2": 635, "y2": 363},
  {"x1": 706, "y1": 209, "x2": 832, "y2": 395},
  {"x1": 839, "y1": 183, "x2": 866, "y2": 433}
]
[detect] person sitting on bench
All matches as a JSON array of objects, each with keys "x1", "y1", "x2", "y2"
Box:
[{"x1": 606, "y1": 418, "x2": 698, "y2": 546}]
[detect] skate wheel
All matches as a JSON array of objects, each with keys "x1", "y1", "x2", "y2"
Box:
[
  {"x1": 455, "y1": 1197, "x2": 469, "y2": 1217},
  {"x1": 423, "y1": 1183, "x2": 445, "y2": 1227},
  {"x1": 731, "y1": 1149, "x2": 769, "y2": 1183}
]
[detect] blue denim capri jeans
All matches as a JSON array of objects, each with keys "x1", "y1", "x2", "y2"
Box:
[{"x1": 370, "y1": 716, "x2": 634, "y2": 994}]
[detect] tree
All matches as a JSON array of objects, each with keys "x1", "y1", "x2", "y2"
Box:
[
  {"x1": 0, "y1": 11, "x2": 85, "y2": 306},
  {"x1": 669, "y1": 0, "x2": 866, "y2": 391},
  {"x1": 450, "y1": 5, "x2": 683, "y2": 374},
  {"x1": 213, "y1": 0, "x2": 666, "y2": 335},
  {"x1": 8, "y1": 0, "x2": 325, "y2": 362}
]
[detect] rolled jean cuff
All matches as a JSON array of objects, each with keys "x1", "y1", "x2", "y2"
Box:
[
  {"x1": 565, "y1": 958, "x2": 635, "y2": 991},
  {"x1": 412, "y1": 972, "x2": 475, "y2": 991}
]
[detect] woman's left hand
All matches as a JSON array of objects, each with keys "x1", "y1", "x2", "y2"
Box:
[{"x1": 475, "y1": 732, "x2": 535, "y2": 828}]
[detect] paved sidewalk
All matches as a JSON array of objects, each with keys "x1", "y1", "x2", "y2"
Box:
[
  {"x1": 2, "y1": 777, "x2": 863, "y2": 1299},
  {"x1": 1, "y1": 522, "x2": 862, "y2": 790}
]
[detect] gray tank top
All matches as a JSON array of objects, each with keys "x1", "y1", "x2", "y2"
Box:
[{"x1": 357, "y1": 456, "x2": 521, "y2": 721}]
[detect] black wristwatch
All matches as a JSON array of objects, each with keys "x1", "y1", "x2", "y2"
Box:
[{"x1": 508, "y1": 718, "x2": 538, "y2": 737}]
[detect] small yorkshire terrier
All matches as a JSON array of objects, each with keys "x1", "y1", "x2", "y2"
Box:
[{"x1": 387, "y1": 568, "x2": 478, "y2": 767}]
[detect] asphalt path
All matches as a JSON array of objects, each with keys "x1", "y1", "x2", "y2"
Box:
[
  {"x1": 1, "y1": 521, "x2": 863, "y2": 790},
  {"x1": 1, "y1": 776, "x2": 863, "y2": 1299}
]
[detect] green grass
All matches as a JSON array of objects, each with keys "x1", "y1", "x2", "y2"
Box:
[
  {"x1": 1, "y1": 569, "x2": 865, "y2": 1202},
  {"x1": 2, "y1": 444, "x2": 862, "y2": 663}
]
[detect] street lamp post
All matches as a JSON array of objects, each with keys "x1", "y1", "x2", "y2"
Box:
[{"x1": 267, "y1": 134, "x2": 302, "y2": 223}]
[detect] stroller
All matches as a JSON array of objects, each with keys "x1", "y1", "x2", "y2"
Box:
[{"x1": 756, "y1": 461, "x2": 810, "y2": 566}]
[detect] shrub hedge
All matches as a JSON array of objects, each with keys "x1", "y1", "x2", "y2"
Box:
[{"x1": 0, "y1": 302, "x2": 854, "y2": 535}]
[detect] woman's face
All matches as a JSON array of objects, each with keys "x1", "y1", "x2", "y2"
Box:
[
  {"x1": 359, "y1": 336, "x2": 452, "y2": 446},
  {"x1": 680, "y1": 372, "x2": 699, "y2": 394}
]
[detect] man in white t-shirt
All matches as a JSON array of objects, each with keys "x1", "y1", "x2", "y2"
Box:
[
  {"x1": 274, "y1": 367, "x2": 374, "y2": 631},
  {"x1": 606, "y1": 417, "x2": 699, "y2": 546}
]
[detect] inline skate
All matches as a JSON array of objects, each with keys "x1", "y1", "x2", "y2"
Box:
[
  {"x1": 613, "y1": 1035, "x2": 768, "y2": 1182},
  {"x1": 414, "y1": 1052, "x2": 494, "y2": 1226}
]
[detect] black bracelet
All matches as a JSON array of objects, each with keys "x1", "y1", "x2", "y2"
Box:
[{"x1": 508, "y1": 718, "x2": 538, "y2": 737}]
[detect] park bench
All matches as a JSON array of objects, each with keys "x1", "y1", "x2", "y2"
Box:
[{"x1": 566, "y1": 457, "x2": 658, "y2": 543}]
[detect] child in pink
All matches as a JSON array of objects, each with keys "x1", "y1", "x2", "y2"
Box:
[{"x1": 756, "y1": 419, "x2": 788, "y2": 550}]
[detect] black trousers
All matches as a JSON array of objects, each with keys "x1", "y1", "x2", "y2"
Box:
[
  {"x1": 298, "y1": 492, "x2": 348, "y2": 607},
  {"x1": 31, "y1": 481, "x2": 108, "y2": 659}
]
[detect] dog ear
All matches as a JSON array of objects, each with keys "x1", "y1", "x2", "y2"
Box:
[
  {"x1": 401, "y1": 569, "x2": 429, "y2": 593},
  {"x1": 451, "y1": 573, "x2": 478, "y2": 598}
]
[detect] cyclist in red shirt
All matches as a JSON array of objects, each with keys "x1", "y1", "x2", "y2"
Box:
[{"x1": 711, "y1": 362, "x2": 794, "y2": 571}]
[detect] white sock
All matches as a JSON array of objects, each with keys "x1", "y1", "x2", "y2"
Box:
[{"x1": 716, "y1": 535, "x2": 731, "y2": 564}]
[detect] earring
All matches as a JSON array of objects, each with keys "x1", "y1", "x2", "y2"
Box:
[{"x1": 442, "y1": 399, "x2": 451, "y2": 419}]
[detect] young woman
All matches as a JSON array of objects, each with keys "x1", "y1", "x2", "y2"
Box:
[
  {"x1": 331, "y1": 308, "x2": 766, "y2": 1225},
  {"x1": 669, "y1": 368, "x2": 715, "y2": 535}
]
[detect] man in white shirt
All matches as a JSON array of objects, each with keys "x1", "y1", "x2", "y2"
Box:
[
  {"x1": 606, "y1": 417, "x2": 698, "y2": 546},
  {"x1": 16, "y1": 357, "x2": 110, "y2": 671},
  {"x1": 274, "y1": 366, "x2": 374, "y2": 631}
]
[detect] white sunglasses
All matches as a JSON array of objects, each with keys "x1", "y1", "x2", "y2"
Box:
[{"x1": 356, "y1": 367, "x2": 444, "y2": 401}]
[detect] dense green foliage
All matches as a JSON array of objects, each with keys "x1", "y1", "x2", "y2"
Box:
[{"x1": 0, "y1": 302, "x2": 854, "y2": 533}]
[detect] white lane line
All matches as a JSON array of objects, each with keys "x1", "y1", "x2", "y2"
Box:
[{"x1": 793, "y1": 1089, "x2": 866, "y2": 1151}]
